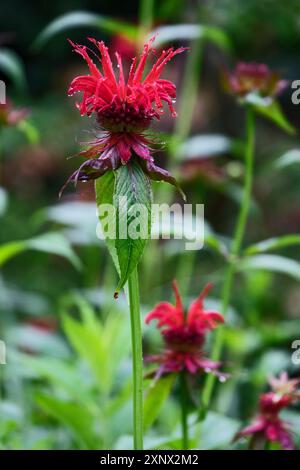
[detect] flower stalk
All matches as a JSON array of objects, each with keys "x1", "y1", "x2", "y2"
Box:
[
  {"x1": 138, "y1": 0, "x2": 154, "y2": 48},
  {"x1": 202, "y1": 106, "x2": 255, "y2": 408},
  {"x1": 128, "y1": 267, "x2": 144, "y2": 450},
  {"x1": 173, "y1": 34, "x2": 203, "y2": 148},
  {"x1": 180, "y1": 371, "x2": 189, "y2": 449},
  {"x1": 66, "y1": 33, "x2": 185, "y2": 451}
]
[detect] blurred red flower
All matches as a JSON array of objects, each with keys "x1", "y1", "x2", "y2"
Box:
[
  {"x1": 222, "y1": 62, "x2": 288, "y2": 98},
  {"x1": 63, "y1": 36, "x2": 186, "y2": 194},
  {"x1": 235, "y1": 372, "x2": 300, "y2": 450},
  {"x1": 145, "y1": 280, "x2": 226, "y2": 379},
  {"x1": 109, "y1": 34, "x2": 136, "y2": 62}
]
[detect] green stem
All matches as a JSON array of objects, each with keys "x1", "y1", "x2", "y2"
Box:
[
  {"x1": 173, "y1": 38, "x2": 203, "y2": 149},
  {"x1": 202, "y1": 107, "x2": 255, "y2": 408},
  {"x1": 180, "y1": 372, "x2": 189, "y2": 449},
  {"x1": 128, "y1": 267, "x2": 144, "y2": 450},
  {"x1": 138, "y1": 0, "x2": 154, "y2": 47},
  {"x1": 156, "y1": 4, "x2": 204, "y2": 206},
  {"x1": 231, "y1": 108, "x2": 255, "y2": 258}
]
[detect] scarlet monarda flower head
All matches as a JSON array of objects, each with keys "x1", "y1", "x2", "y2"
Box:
[
  {"x1": 235, "y1": 372, "x2": 300, "y2": 450},
  {"x1": 62, "y1": 36, "x2": 186, "y2": 193},
  {"x1": 145, "y1": 280, "x2": 226, "y2": 379},
  {"x1": 223, "y1": 62, "x2": 288, "y2": 99}
]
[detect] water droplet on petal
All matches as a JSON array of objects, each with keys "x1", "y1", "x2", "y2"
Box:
[
  {"x1": 219, "y1": 376, "x2": 227, "y2": 383},
  {"x1": 204, "y1": 367, "x2": 211, "y2": 373}
]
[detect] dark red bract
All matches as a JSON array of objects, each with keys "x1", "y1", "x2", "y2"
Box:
[{"x1": 145, "y1": 281, "x2": 226, "y2": 379}]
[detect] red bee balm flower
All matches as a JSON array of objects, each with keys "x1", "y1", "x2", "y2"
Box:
[
  {"x1": 223, "y1": 62, "x2": 288, "y2": 98},
  {"x1": 63, "y1": 36, "x2": 186, "y2": 193},
  {"x1": 145, "y1": 281, "x2": 226, "y2": 379},
  {"x1": 236, "y1": 372, "x2": 300, "y2": 450}
]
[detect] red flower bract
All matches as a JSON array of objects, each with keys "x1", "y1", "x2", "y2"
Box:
[
  {"x1": 235, "y1": 372, "x2": 300, "y2": 450},
  {"x1": 63, "y1": 36, "x2": 186, "y2": 194},
  {"x1": 145, "y1": 281, "x2": 226, "y2": 379}
]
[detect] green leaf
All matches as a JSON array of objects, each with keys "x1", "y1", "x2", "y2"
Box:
[
  {"x1": 273, "y1": 149, "x2": 300, "y2": 170},
  {"x1": 143, "y1": 375, "x2": 176, "y2": 432},
  {"x1": 152, "y1": 24, "x2": 231, "y2": 51},
  {"x1": 205, "y1": 233, "x2": 229, "y2": 258},
  {"x1": 203, "y1": 26, "x2": 232, "y2": 51},
  {"x1": 8, "y1": 326, "x2": 68, "y2": 357},
  {"x1": 176, "y1": 134, "x2": 232, "y2": 162},
  {"x1": 238, "y1": 254, "x2": 300, "y2": 281},
  {"x1": 0, "y1": 232, "x2": 81, "y2": 269},
  {"x1": 18, "y1": 354, "x2": 97, "y2": 411},
  {"x1": 26, "y1": 232, "x2": 81, "y2": 269},
  {"x1": 95, "y1": 171, "x2": 119, "y2": 274},
  {"x1": 17, "y1": 120, "x2": 40, "y2": 145},
  {"x1": 62, "y1": 311, "x2": 108, "y2": 394},
  {"x1": 0, "y1": 49, "x2": 27, "y2": 91},
  {"x1": 35, "y1": 393, "x2": 99, "y2": 449},
  {"x1": 245, "y1": 234, "x2": 300, "y2": 255},
  {"x1": 32, "y1": 11, "x2": 136, "y2": 51},
  {"x1": 62, "y1": 297, "x2": 130, "y2": 394},
  {"x1": 244, "y1": 94, "x2": 295, "y2": 134},
  {"x1": 114, "y1": 160, "x2": 152, "y2": 294},
  {"x1": 0, "y1": 241, "x2": 24, "y2": 265},
  {"x1": 198, "y1": 412, "x2": 240, "y2": 450},
  {"x1": 252, "y1": 350, "x2": 291, "y2": 384}
]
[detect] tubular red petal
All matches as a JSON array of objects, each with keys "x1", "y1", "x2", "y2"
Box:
[
  {"x1": 115, "y1": 52, "x2": 126, "y2": 98},
  {"x1": 145, "y1": 301, "x2": 185, "y2": 332},
  {"x1": 172, "y1": 280, "x2": 184, "y2": 312},
  {"x1": 88, "y1": 38, "x2": 118, "y2": 90},
  {"x1": 68, "y1": 39, "x2": 102, "y2": 78},
  {"x1": 144, "y1": 47, "x2": 187, "y2": 83},
  {"x1": 132, "y1": 36, "x2": 156, "y2": 85}
]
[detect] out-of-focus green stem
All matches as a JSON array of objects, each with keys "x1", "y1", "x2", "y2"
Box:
[
  {"x1": 128, "y1": 267, "x2": 144, "y2": 450},
  {"x1": 127, "y1": 0, "x2": 155, "y2": 450},
  {"x1": 155, "y1": 7, "x2": 203, "y2": 211},
  {"x1": 180, "y1": 372, "x2": 189, "y2": 449},
  {"x1": 202, "y1": 107, "x2": 255, "y2": 408},
  {"x1": 148, "y1": 9, "x2": 204, "y2": 307},
  {"x1": 173, "y1": 37, "x2": 203, "y2": 152},
  {"x1": 138, "y1": 0, "x2": 154, "y2": 46}
]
